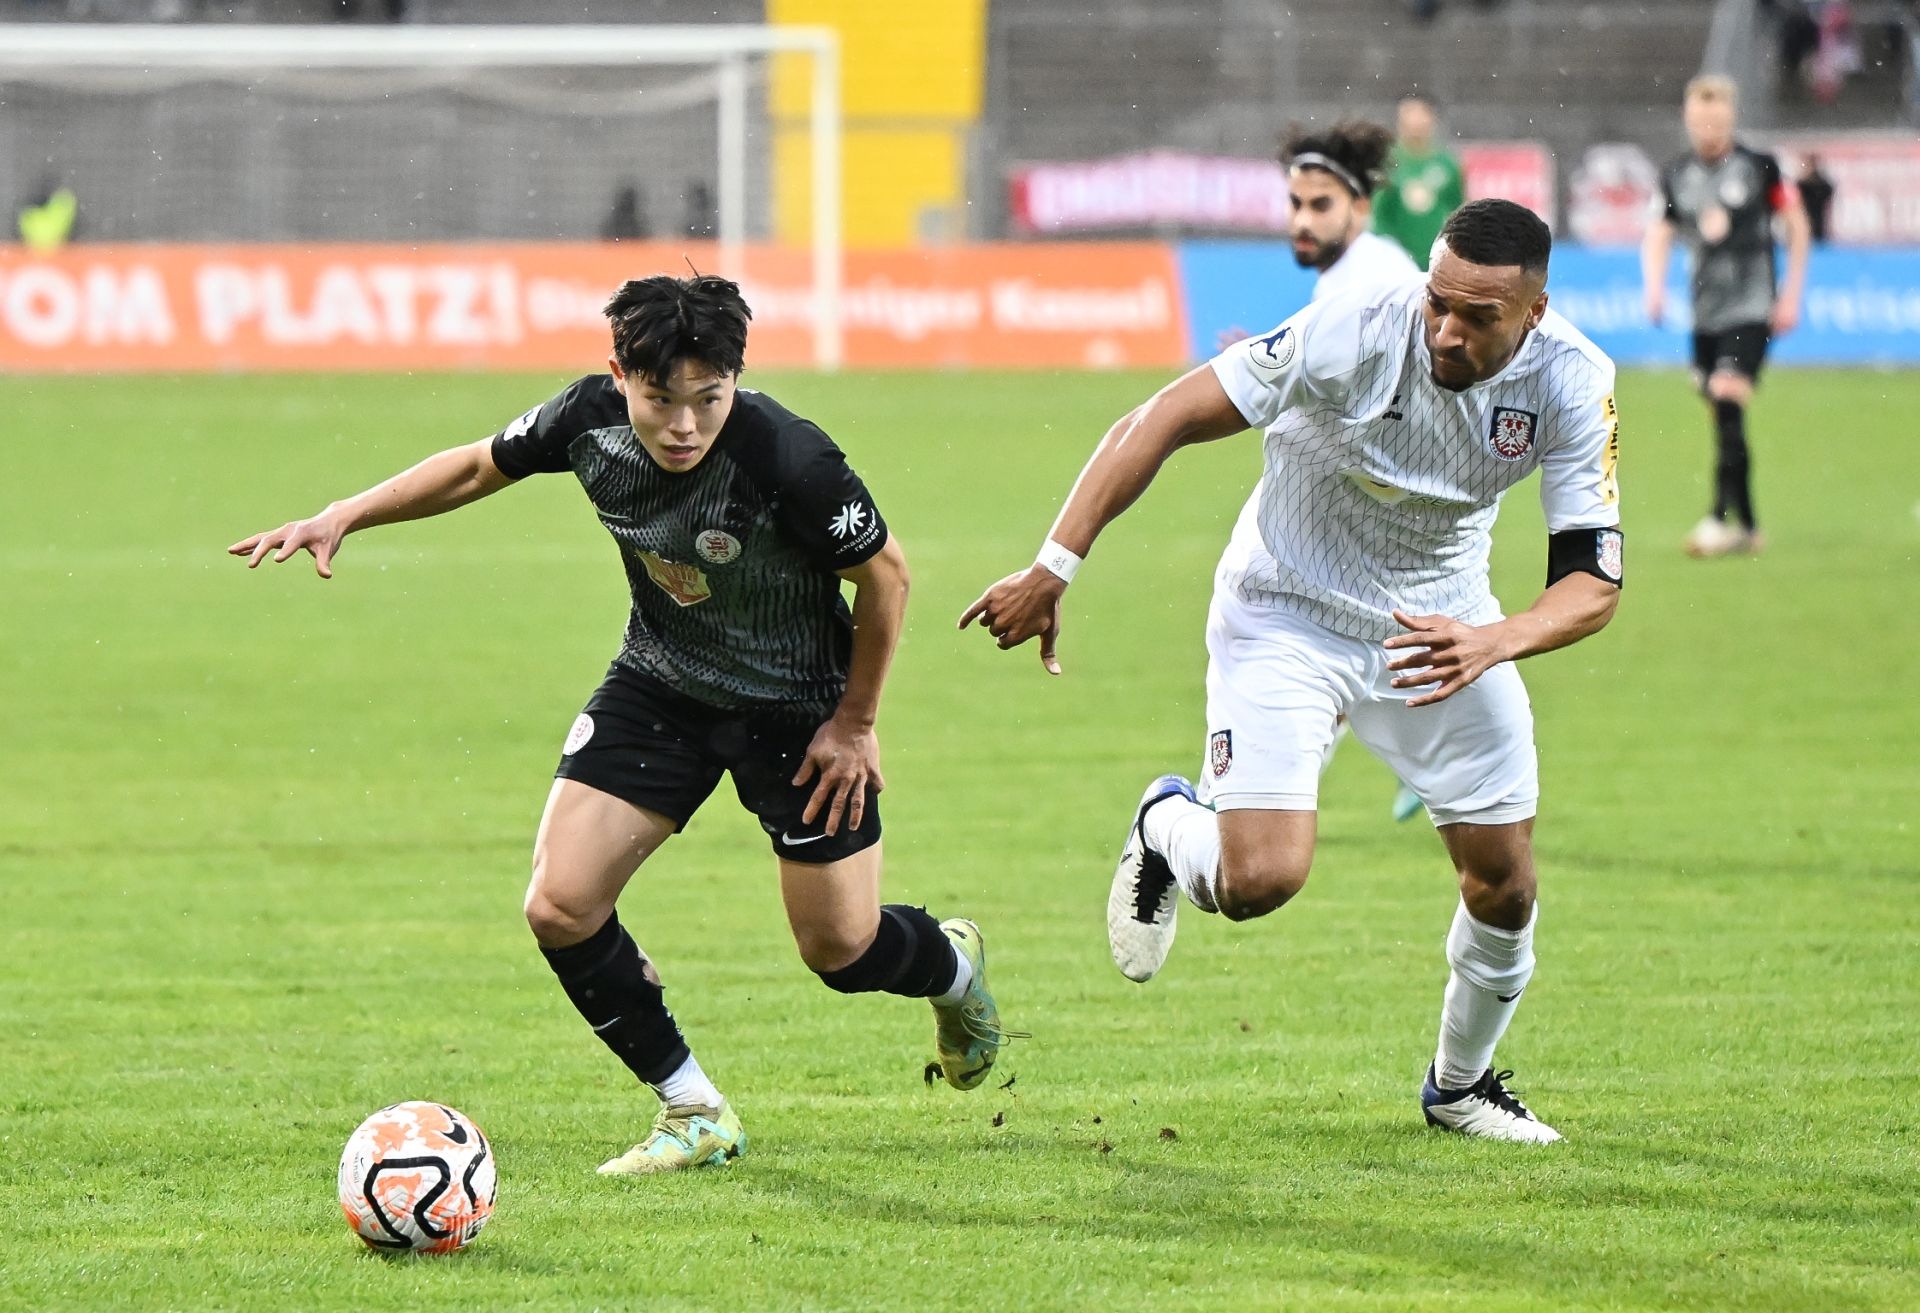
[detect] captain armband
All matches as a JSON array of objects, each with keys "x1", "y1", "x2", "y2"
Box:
[{"x1": 1546, "y1": 527, "x2": 1624, "y2": 588}]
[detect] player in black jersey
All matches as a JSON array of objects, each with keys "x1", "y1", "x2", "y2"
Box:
[
  {"x1": 230, "y1": 274, "x2": 1019, "y2": 1175},
  {"x1": 1642, "y1": 76, "x2": 1810, "y2": 558}
]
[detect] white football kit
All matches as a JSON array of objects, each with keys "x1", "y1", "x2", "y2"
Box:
[
  {"x1": 1198, "y1": 279, "x2": 1621, "y2": 825},
  {"x1": 1215, "y1": 231, "x2": 1421, "y2": 599},
  {"x1": 1311, "y1": 229, "x2": 1420, "y2": 303}
]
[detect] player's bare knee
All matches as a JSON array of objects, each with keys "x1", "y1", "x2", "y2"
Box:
[
  {"x1": 1215, "y1": 859, "x2": 1309, "y2": 921},
  {"x1": 1456, "y1": 857, "x2": 1536, "y2": 927},
  {"x1": 1707, "y1": 372, "x2": 1751, "y2": 405},
  {"x1": 794, "y1": 923, "x2": 875, "y2": 976},
  {"x1": 522, "y1": 882, "x2": 605, "y2": 947}
]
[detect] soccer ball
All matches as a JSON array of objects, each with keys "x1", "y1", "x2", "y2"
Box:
[{"x1": 337, "y1": 1101, "x2": 496, "y2": 1254}]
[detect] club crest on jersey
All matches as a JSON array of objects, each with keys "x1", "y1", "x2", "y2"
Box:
[
  {"x1": 637, "y1": 550, "x2": 711, "y2": 607},
  {"x1": 1249, "y1": 325, "x2": 1297, "y2": 373},
  {"x1": 1209, "y1": 730, "x2": 1233, "y2": 778},
  {"x1": 1488, "y1": 407, "x2": 1537, "y2": 461},
  {"x1": 1597, "y1": 528, "x2": 1624, "y2": 581},
  {"x1": 694, "y1": 529, "x2": 742, "y2": 565}
]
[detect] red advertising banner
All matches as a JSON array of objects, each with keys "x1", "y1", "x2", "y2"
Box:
[
  {"x1": 1013, "y1": 143, "x2": 1557, "y2": 237},
  {"x1": 1567, "y1": 143, "x2": 1662, "y2": 247},
  {"x1": 1461, "y1": 142, "x2": 1557, "y2": 230},
  {"x1": 1767, "y1": 133, "x2": 1920, "y2": 244},
  {"x1": 0, "y1": 242, "x2": 1187, "y2": 372},
  {"x1": 1009, "y1": 153, "x2": 1293, "y2": 235}
]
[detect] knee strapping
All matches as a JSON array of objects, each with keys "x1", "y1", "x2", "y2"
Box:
[{"x1": 815, "y1": 904, "x2": 956, "y2": 998}]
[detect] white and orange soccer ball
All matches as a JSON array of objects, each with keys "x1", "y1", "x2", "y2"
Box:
[{"x1": 337, "y1": 1101, "x2": 496, "y2": 1254}]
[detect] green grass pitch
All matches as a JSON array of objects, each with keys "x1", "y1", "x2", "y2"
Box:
[{"x1": 2, "y1": 366, "x2": 1916, "y2": 1311}]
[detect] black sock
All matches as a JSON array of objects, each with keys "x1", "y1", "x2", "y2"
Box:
[
  {"x1": 816, "y1": 904, "x2": 961, "y2": 998},
  {"x1": 1713, "y1": 400, "x2": 1756, "y2": 530},
  {"x1": 539, "y1": 912, "x2": 690, "y2": 1087}
]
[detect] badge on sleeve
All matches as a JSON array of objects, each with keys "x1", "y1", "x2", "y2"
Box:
[
  {"x1": 503, "y1": 404, "x2": 541, "y2": 440},
  {"x1": 1597, "y1": 528, "x2": 1624, "y2": 582},
  {"x1": 1249, "y1": 325, "x2": 1297, "y2": 373},
  {"x1": 1488, "y1": 406, "x2": 1537, "y2": 461},
  {"x1": 1209, "y1": 730, "x2": 1233, "y2": 778}
]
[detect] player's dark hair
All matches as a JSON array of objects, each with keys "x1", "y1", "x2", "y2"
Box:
[
  {"x1": 1280, "y1": 120, "x2": 1396, "y2": 198},
  {"x1": 603, "y1": 273, "x2": 751, "y2": 385},
  {"x1": 1438, "y1": 199, "x2": 1553, "y2": 278}
]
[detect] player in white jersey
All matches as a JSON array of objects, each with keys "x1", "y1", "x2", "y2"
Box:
[
  {"x1": 1222, "y1": 121, "x2": 1428, "y2": 820},
  {"x1": 961, "y1": 200, "x2": 1623, "y2": 1143}
]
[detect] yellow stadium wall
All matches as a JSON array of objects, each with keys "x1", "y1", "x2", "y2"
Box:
[{"x1": 769, "y1": 0, "x2": 987, "y2": 247}]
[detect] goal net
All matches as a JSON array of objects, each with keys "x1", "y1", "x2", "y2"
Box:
[{"x1": 0, "y1": 24, "x2": 844, "y2": 366}]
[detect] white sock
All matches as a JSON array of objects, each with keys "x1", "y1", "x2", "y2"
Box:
[
  {"x1": 650, "y1": 1053, "x2": 724, "y2": 1111},
  {"x1": 1433, "y1": 900, "x2": 1537, "y2": 1092},
  {"x1": 1142, "y1": 795, "x2": 1223, "y2": 914},
  {"x1": 931, "y1": 941, "x2": 973, "y2": 1008}
]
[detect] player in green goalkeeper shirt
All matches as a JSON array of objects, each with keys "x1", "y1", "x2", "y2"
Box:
[{"x1": 1372, "y1": 95, "x2": 1466, "y2": 271}]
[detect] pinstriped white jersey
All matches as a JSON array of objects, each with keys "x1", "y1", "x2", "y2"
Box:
[{"x1": 1210, "y1": 279, "x2": 1620, "y2": 642}]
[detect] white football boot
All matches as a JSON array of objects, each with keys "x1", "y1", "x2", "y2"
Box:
[
  {"x1": 1683, "y1": 515, "x2": 1762, "y2": 558},
  {"x1": 1421, "y1": 1066, "x2": 1563, "y2": 1144},
  {"x1": 1107, "y1": 774, "x2": 1198, "y2": 983}
]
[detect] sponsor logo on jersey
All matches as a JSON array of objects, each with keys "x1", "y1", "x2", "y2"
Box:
[
  {"x1": 1345, "y1": 469, "x2": 1411, "y2": 504},
  {"x1": 829, "y1": 501, "x2": 870, "y2": 542},
  {"x1": 694, "y1": 529, "x2": 742, "y2": 565},
  {"x1": 563, "y1": 713, "x2": 595, "y2": 755},
  {"x1": 1487, "y1": 406, "x2": 1537, "y2": 461},
  {"x1": 502, "y1": 404, "x2": 541, "y2": 441},
  {"x1": 1249, "y1": 325, "x2": 1297, "y2": 373},
  {"x1": 637, "y1": 550, "x2": 711, "y2": 607},
  {"x1": 1596, "y1": 527, "x2": 1624, "y2": 581},
  {"x1": 1209, "y1": 729, "x2": 1233, "y2": 778}
]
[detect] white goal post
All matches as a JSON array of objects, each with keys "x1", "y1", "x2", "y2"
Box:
[{"x1": 0, "y1": 24, "x2": 845, "y2": 368}]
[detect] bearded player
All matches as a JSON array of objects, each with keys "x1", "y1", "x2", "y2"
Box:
[{"x1": 964, "y1": 201, "x2": 1621, "y2": 1142}]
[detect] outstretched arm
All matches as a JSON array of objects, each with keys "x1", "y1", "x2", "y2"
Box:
[
  {"x1": 228, "y1": 437, "x2": 513, "y2": 578},
  {"x1": 957, "y1": 364, "x2": 1249, "y2": 674}
]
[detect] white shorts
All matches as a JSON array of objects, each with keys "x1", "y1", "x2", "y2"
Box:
[{"x1": 1197, "y1": 591, "x2": 1538, "y2": 827}]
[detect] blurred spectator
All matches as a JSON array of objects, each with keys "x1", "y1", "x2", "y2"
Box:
[
  {"x1": 17, "y1": 178, "x2": 78, "y2": 252},
  {"x1": 602, "y1": 184, "x2": 651, "y2": 242},
  {"x1": 1808, "y1": 1, "x2": 1863, "y2": 101},
  {"x1": 1371, "y1": 95, "x2": 1464, "y2": 270},
  {"x1": 683, "y1": 181, "x2": 717, "y2": 239},
  {"x1": 1796, "y1": 155, "x2": 1836, "y2": 242}
]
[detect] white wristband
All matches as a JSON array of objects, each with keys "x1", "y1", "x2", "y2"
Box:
[{"x1": 1035, "y1": 539, "x2": 1083, "y2": 585}]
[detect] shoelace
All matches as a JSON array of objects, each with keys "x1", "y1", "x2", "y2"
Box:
[
  {"x1": 1479, "y1": 1069, "x2": 1534, "y2": 1119},
  {"x1": 957, "y1": 1002, "x2": 1031, "y2": 1043},
  {"x1": 1131, "y1": 845, "x2": 1176, "y2": 924}
]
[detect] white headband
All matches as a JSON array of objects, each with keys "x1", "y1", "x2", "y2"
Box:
[{"x1": 1289, "y1": 152, "x2": 1368, "y2": 198}]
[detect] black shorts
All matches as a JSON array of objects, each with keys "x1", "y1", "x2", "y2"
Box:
[
  {"x1": 1692, "y1": 323, "x2": 1771, "y2": 386},
  {"x1": 553, "y1": 663, "x2": 879, "y2": 865}
]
